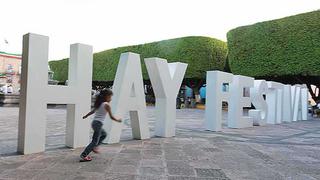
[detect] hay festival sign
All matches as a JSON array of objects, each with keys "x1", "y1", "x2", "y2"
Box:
[{"x1": 18, "y1": 33, "x2": 309, "y2": 154}]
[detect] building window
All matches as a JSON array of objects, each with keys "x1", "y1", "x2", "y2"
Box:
[{"x1": 6, "y1": 64, "x2": 14, "y2": 75}]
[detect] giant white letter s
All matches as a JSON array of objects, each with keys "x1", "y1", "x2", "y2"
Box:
[
  {"x1": 228, "y1": 75, "x2": 254, "y2": 128},
  {"x1": 249, "y1": 80, "x2": 268, "y2": 126}
]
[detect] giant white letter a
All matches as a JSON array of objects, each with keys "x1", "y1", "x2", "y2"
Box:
[{"x1": 105, "y1": 52, "x2": 150, "y2": 144}]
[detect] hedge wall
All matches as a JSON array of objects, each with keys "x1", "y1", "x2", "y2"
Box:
[
  {"x1": 49, "y1": 36, "x2": 227, "y2": 82},
  {"x1": 227, "y1": 10, "x2": 320, "y2": 77}
]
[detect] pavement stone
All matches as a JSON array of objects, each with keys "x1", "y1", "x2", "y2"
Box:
[
  {"x1": 105, "y1": 173, "x2": 137, "y2": 180},
  {"x1": 139, "y1": 166, "x2": 166, "y2": 176},
  {"x1": 195, "y1": 168, "x2": 229, "y2": 179},
  {"x1": 167, "y1": 166, "x2": 195, "y2": 176},
  {"x1": 140, "y1": 159, "x2": 164, "y2": 167},
  {"x1": 136, "y1": 175, "x2": 168, "y2": 180},
  {"x1": 0, "y1": 169, "x2": 42, "y2": 179},
  {"x1": 108, "y1": 165, "x2": 139, "y2": 175}
]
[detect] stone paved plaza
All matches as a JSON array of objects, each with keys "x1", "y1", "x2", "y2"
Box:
[{"x1": 1, "y1": 106, "x2": 320, "y2": 180}]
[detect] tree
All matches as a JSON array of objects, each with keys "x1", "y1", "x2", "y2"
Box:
[
  {"x1": 50, "y1": 36, "x2": 228, "y2": 98},
  {"x1": 227, "y1": 10, "x2": 320, "y2": 103}
]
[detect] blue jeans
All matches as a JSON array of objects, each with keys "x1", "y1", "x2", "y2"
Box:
[{"x1": 81, "y1": 120, "x2": 107, "y2": 157}]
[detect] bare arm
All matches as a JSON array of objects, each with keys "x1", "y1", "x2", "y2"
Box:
[
  {"x1": 104, "y1": 103, "x2": 122, "y2": 122},
  {"x1": 82, "y1": 109, "x2": 96, "y2": 119}
]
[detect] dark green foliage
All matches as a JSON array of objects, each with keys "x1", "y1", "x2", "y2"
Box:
[
  {"x1": 49, "y1": 36, "x2": 227, "y2": 82},
  {"x1": 49, "y1": 59, "x2": 68, "y2": 82},
  {"x1": 227, "y1": 10, "x2": 320, "y2": 77}
]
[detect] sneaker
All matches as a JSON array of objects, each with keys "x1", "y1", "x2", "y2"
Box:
[
  {"x1": 92, "y1": 147, "x2": 100, "y2": 154},
  {"x1": 80, "y1": 155, "x2": 92, "y2": 162}
]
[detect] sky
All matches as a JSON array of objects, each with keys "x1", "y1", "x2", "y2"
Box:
[{"x1": 0, "y1": 0, "x2": 319, "y2": 60}]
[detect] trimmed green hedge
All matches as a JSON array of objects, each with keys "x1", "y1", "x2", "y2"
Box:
[
  {"x1": 49, "y1": 36, "x2": 227, "y2": 82},
  {"x1": 227, "y1": 10, "x2": 320, "y2": 77}
]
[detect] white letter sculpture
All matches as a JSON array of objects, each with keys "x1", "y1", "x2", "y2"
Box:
[
  {"x1": 292, "y1": 85, "x2": 302, "y2": 121},
  {"x1": 105, "y1": 52, "x2": 150, "y2": 144},
  {"x1": 282, "y1": 85, "x2": 293, "y2": 122},
  {"x1": 205, "y1": 71, "x2": 233, "y2": 131},
  {"x1": 249, "y1": 80, "x2": 268, "y2": 126},
  {"x1": 266, "y1": 82, "x2": 284, "y2": 124},
  {"x1": 144, "y1": 58, "x2": 187, "y2": 137},
  {"x1": 301, "y1": 85, "x2": 308, "y2": 120},
  {"x1": 18, "y1": 33, "x2": 93, "y2": 154},
  {"x1": 292, "y1": 84, "x2": 308, "y2": 121},
  {"x1": 283, "y1": 84, "x2": 308, "y2": 122},
  {"x1": 228, "y1": 75, "x2": 254, "y2": 128}
]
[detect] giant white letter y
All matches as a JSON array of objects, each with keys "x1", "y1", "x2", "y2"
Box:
[{"x1": 145, "y1": 58, "x2": 187, "y2": 137}]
